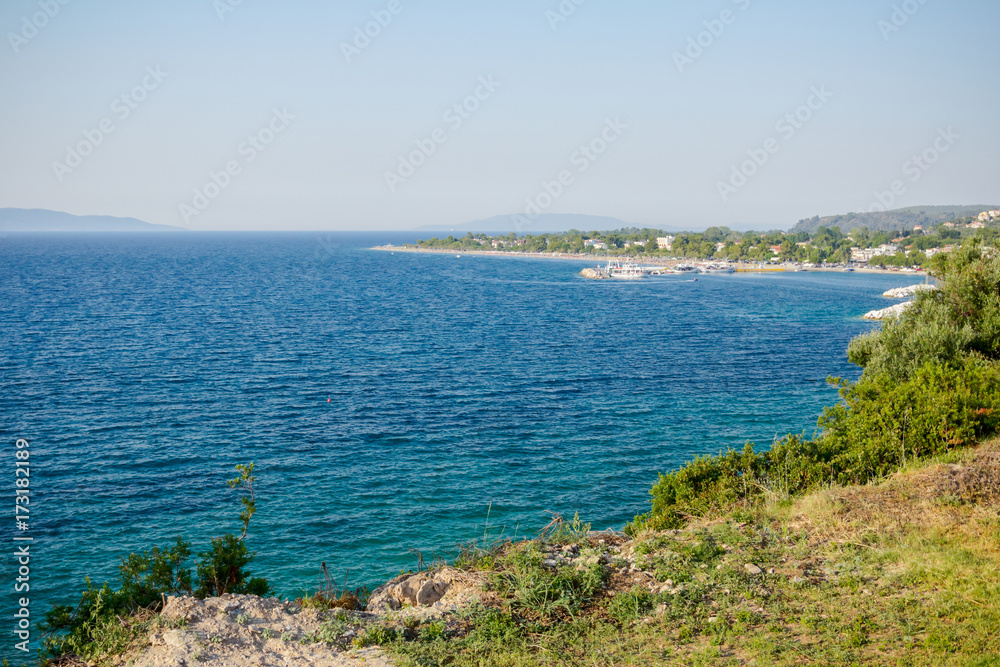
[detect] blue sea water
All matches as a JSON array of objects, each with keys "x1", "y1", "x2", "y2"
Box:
[{"x1": 0, "y1": 233, "x2": 922, "y2": 653}]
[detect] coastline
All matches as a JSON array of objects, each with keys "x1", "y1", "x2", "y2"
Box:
[{"x1": 372, "y1": 244, "x2": 925, "y2": 276}]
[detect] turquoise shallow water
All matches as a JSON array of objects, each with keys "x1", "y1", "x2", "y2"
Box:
[{"x1": 0, "y1": 233, "x2": 921, "y2": 654}]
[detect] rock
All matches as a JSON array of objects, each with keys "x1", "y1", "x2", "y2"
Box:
[
  {"x1": 580, "y1": 268, "x2": 610, "y2": 280},
  {"x1": 790, "y1": 576, "x2": 806, "y2": 584},
  {"x1": 366, "y1": 567, "x2": 480, "y2": 615},
  {"x1": 416, "y1": 579, "x2": 447, "y2": 606},
  {"x1": 744, "y1": 563, "x2": 764, "y2": 576},
  {"x1": 883, "y1": 284, "x2": 936, "y2": 298},
  {"x1": 863, "y1": 301, "x2": 914, "y2": 320},
  {"x1": 163, "y1": 630, "x2": 194, "y2": 648}
]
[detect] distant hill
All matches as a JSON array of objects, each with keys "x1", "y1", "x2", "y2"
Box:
[
  {"x1": 791, "y1": 205, "x2": 998, "y2": 235},
  {"x1": 414, "y1": 213, "x2": 683, "y2": 235},
  {"x1": 0, "y1": 208, "x2": 186, "y2": 233}
]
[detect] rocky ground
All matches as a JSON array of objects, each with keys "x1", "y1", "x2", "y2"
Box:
[
  {"x1": 121, "y1": 595, "x2": 391, "y2": 667},
  {"x1": 118, "y1": 567, "x2": 486, "y2": 666}
]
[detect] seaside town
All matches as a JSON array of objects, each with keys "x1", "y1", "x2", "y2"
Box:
[{"x1": 407, "y1": 210, "x2": 1000, "y2": 270}]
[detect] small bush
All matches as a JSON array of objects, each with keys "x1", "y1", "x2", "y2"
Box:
[
  {"x1": 195, "y1": 534, "x2": 268, "y2": 598},
  {"x1": 42, "y1": 538, "x2": 194, "y2": 663},
  {"x1": 41, "y1": 582, "x2": 158, "y2": 664},
  {"x1": 635, "y1": 240, "x2": 1000, "y2": 531}
]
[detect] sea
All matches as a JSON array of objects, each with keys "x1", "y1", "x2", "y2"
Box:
[{"x1": 0, "y1": 232, "x2": 922, "y2": 653}]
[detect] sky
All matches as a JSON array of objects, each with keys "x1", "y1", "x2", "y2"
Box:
[{"x1": 0, "y1": 0, "x2": 997, "y2": 232}]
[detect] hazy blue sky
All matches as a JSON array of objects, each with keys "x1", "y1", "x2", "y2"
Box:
[{"x1": 1, "y1": 0, "x2": 997, "y2": 231}]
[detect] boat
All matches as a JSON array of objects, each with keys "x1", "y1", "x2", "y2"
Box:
[
  {"x1": 699, "y1": 264, "x2": 735, "y2": 274},
  {"x1": 605, "y1": 260, "x2": 646, "y2": 280}
]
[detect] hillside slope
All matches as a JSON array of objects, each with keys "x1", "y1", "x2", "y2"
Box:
[
  {"x1": 0, "y1": 208, "x2": 186, "y2": 233},
  {"x1": 791, "y1": 205, "x2": 996, "y2": 234}
]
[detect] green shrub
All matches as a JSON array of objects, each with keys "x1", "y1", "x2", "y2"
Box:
[
  {"x1": 195, "y1": 533, "x2": 268, "y2": 597},
  {"x1": 42, "y1": 538, "x2": 194, "y2": 662},
  {"x1": 636, "y1": 435, "x2": 836, "y2": 531},
  {"x1": 118, "y1": 537, "x2": 192, "y2": 608},
  {"x1": 635, "y1": 239, "x2": 1000, "y2": 531},
  {"x1": 42, "y1": 580, "x2": 157, "y2": 664},
  {"x1": 820, "y1": 359, "x2": 1000, "y2": 482},
  {"x1": 44, "y1": 463, "x2": 269, "y2": 664}
]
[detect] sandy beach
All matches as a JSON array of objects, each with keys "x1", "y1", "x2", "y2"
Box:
[{"x1": 372, "y1": 244, "x2": 925, "y2": 276}]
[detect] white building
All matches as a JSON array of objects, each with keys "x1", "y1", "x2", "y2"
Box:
[
  {"x1": 851, "y1": 244, "x2": 900, "y2": 263},
  {"x1": 656, "y1": 236, "x2": 675, "y2": 250},
  {"x1": 926, "y1": 246, "x2": 955, "y2": 258}
]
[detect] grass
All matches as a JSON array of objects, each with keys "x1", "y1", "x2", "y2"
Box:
[{"x1": 375, "y1": 437, "x2": 1000, "y2": 666}]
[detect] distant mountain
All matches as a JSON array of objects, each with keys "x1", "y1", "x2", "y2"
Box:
[
  {"x1": 791, "y1": 205, "x2": 998, "y2": 235},
  {"x1": 0, "y1": 208, "x2": 187, "y2": 233},
  {"x1": 414, "y1": 213, "x2": 680, "y2": 235}
]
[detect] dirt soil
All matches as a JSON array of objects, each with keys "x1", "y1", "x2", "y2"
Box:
[{"x1": 120, "y1": 594, "x2": 394, "y2": 667}]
